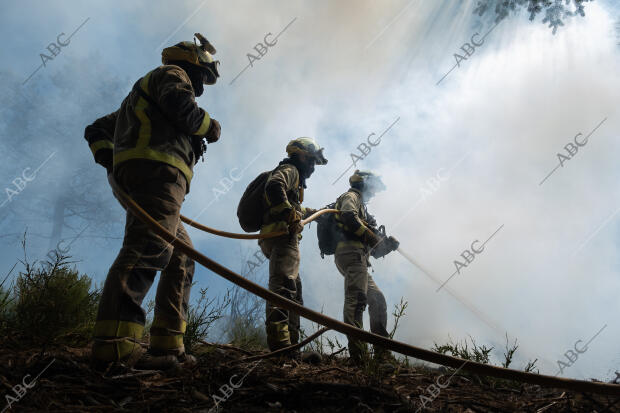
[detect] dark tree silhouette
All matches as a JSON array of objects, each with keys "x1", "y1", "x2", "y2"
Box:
[{"x1": 0, "y1": 54, "x2": 129, "y2": 251}]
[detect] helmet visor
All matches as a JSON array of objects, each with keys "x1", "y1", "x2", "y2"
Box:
[
  {"x1": 313, "y1": 147, "x2": 328, "y2": 165},
  {"x1": 202, "y1": 60, "x2": 220, "y2": 85},
  {"x1": 366, "y1": 175, "x2": 386, "y2": 192}
]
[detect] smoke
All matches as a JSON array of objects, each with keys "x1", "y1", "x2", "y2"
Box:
[{"x1": 0, "y1": 0, "x2": 618, "y2": 380}]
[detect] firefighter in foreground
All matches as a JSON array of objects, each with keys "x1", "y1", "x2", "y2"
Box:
[
  {"x1": 334, "y1": 170, "x2": 399, "y2": 364},
  {"x1": 257, "y1": 138, "x2": 327, "y2": 356},
  {"x1": 84, "y1": 34, "x2": 221, "y2": 370}
]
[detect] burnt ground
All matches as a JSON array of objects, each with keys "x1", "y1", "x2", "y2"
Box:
[{"x1": 1, "y1": 339, "x2": 619, "y2": 413}]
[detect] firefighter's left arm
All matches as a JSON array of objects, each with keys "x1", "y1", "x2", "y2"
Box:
[
  {"x1": 338, "y1": 193, "x2": 369, "y2": 237},
  {"x1": 339, "y1": 193, "x2": 381, "y2": 246},
  {"x1": 264, "y1": 165, "x2": 298, "y2": 218},
  {"x1": 155, "y1": 67, "x2": 212, "y2": 138},
  {"x1": 84, "y1": 110, "x2": 118, "y2": 172}
]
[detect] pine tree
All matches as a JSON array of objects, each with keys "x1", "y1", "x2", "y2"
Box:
[{"x1": 474, "y1": 0, "x2": 592, "y2": 34}]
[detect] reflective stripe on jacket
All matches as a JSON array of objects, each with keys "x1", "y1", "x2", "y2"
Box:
[
  {"x1": 335, "y1": 188, "x2": 371, "y2": 250},
  {"x1": 112, "y1": 65, "x2": 211, "y2": 190},
  {"x1": 84, "y1": 110, "x2": 117, "y2": 166},
  {"x1": 261, "y1": 163, "x2": 308, "y2": 234}
]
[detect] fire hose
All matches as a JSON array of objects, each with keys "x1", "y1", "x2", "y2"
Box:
[
  {"x1": 111, "y1": 182, "x2": 620, "y2": 396},
  {"x1": 180, "y1": 209, "x2": 338, "y2": 240}
]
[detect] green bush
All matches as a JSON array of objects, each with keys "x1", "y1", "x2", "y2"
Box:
[
  {"x1": 12, "y1": 251, "x2": 100, "y2": 345},
  {"x1": 143, "y1": 299, "x2": 155, "y2": 340},
  {"x1": 227, "y1": 317, "x2": 267, "y2": 350},
  {"x1": 0, "y1": 271, "x2": 14, "y2": 335},
  {"x1": 433, "y1": 336, "x2": 493, "y2": 364},
  {"x1": 433, "y1": 334, "x2": 539, "y2": 385},
  {"x1": 184, "y1": 287, "x2": 230, "y2": 352}
]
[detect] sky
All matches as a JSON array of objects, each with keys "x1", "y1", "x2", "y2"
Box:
[{"x1": 0, "y1": 0, "x2": 619, "y2": 381}]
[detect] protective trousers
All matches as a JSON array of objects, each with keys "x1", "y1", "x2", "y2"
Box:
[
  {"x1": 92, "y1": 161, "x2": 195, "y2": 362},
  {"x1": 259, "y1": 235, "x2": 303, "y2": 351},
  {"x1": 335, "y1": 245, "x2": 388, "y2": 361}
]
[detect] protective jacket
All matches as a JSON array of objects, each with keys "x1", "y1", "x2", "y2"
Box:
[
  {"x1": 84, "y1": 110, "x2": 117, "y2": 170},
  {"x1": 261, "y1": 163, "x2": 310, "y2": 234},
  {"x1": 335, "y1": 188, "x2": 374, "y2": 251},
  {"x1": 84, "y1": 65, "x2": 212, "y2": 191}
]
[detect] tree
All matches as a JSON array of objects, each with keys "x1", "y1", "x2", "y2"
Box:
[
  {"x1": 0, "y1": 54, "x2": 129, "y2": 252},
  {"x1": 474, "y1": 0, "x2": 593, "y2": 34}
]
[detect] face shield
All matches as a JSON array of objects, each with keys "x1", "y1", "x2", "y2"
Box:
[
  {"x1": 194, "y1": 34, "x2": 220, "y2": 85},
  {"x1": 312, "y1": 147, "x2": 328, "y2": 165},
  {"x1": 359, "y1": 174, "x2": 386, "y2": 202},
  {"x1": 198, "y1": 52, "x2": 220, "y2": 85},
  {"x1": 365, "y1": 176, "x2": 386, "y2": 193}
]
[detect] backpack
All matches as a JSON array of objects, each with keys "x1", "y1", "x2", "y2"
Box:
[
  {"x1": 316, "y1": 202, "x2": 339, "y2": 258},
  {"x1": 237, "y1": 171, "x2": 272, "y2": 232}
]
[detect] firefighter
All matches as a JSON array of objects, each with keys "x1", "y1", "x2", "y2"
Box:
[
  {"x1": 85, "y1": 33, "x2": 221, "y2": 370},
  {"x1": 259, "y1": 138, "x2": 327, "y2": 355},
  {"x1": 334, "y1": 170, "x2": 399, "y2": 364}
]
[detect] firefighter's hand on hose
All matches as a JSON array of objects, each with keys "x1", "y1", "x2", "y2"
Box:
[
  {"x1": 362, "y1": 229, "x2": 381, "y2": 248},
  {"x1": 365, "y1": 214, "x2": 377, "y2": 228},
  {"x1": 205, "y1": 118, "x2": 221, "y2": 143},
  {"x1": 286, "y1": 209, "x2": 304, "y2": 235},
  {"x1": 302, "y1": 207, "x2": 318, "y2": 220}
]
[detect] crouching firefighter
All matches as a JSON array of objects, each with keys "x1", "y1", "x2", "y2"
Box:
[
  {"x1": 84, "y1": 33, "x2": 222, "y2": 370},
  {"x1": 333, "y1": 170, "x2": 399, "y2": 364},
  {"x1": 237, "y1": 138, "x2": 326, "y2": 360}
]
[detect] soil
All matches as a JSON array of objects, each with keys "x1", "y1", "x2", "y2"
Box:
[{"x1": 1, "y1": 340, "x2": 618, "y2": 412}]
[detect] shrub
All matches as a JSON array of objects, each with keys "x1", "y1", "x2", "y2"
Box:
[
  {"x1": 184, "y1": 286, "x2": 230, "y2": 352},
  {"x1": 12, "y1": 250, "x2": 100, "y2": 345},
  {"x1": 433, "y1": 334, "x2": 539, "y2": 381},
  {"x1": 433, "y1": 336, "x2": 493, "y2": 364},
  {"x1": 227, "y1": 317, "x2": 267, "y2": 350},
  {"x1": 0, "y1": 266, "x2": 15, "y2": 335},
  {"x1": 220, "y1": 249, "x2": 268, "y2": 350}
]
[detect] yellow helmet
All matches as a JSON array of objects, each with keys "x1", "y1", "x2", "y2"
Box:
[
  {"x1": 286, "y1": 137, "x2": 328, "y2": 165},
  {"x1": 162, "y1": 33, "x2": 220, "y2": 84},
  {"x1": 349, "y1": 170, "x2": 386, "y2": 191}
]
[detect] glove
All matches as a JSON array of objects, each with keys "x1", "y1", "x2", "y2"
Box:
[
  {"x1": 303, "y1": 207, "x2": 318, "y2": 219},
  {"x1": 362, "y1": 229, "x2": 381, "y2": 248},
  {"x1": 289, "y1": 221, "x2": 304, "y2": 235},
  {"x1": 285, "y1": 208, "x2": 303, "y2": 235},
  {"x1": 190, "y1": 135, "x2": 207, "y2": 162},
  {"x1": 388, "y1": 236, "x2": 400, "y2": 251},
  {"x1": 365, "y1": 214, "x2": 377, "y2": 228},
  {"x1": 205, "y1": 118, "x2": 221, "y2": 143}
]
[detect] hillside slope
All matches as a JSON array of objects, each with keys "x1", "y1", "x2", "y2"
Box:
[{"x1": 1, "y1": 339, "x2": 618, "y2": 412}]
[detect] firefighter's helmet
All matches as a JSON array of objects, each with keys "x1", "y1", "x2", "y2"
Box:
[
  {"x1": 162, "y1": 33, "x2": 220, "y2": 84},
  {"x1": 286, "y1": 137, "x2": 328, "y2": 165},
  {"x1": 349, "y1": 170, "x2": 386, "y2": 191}
]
